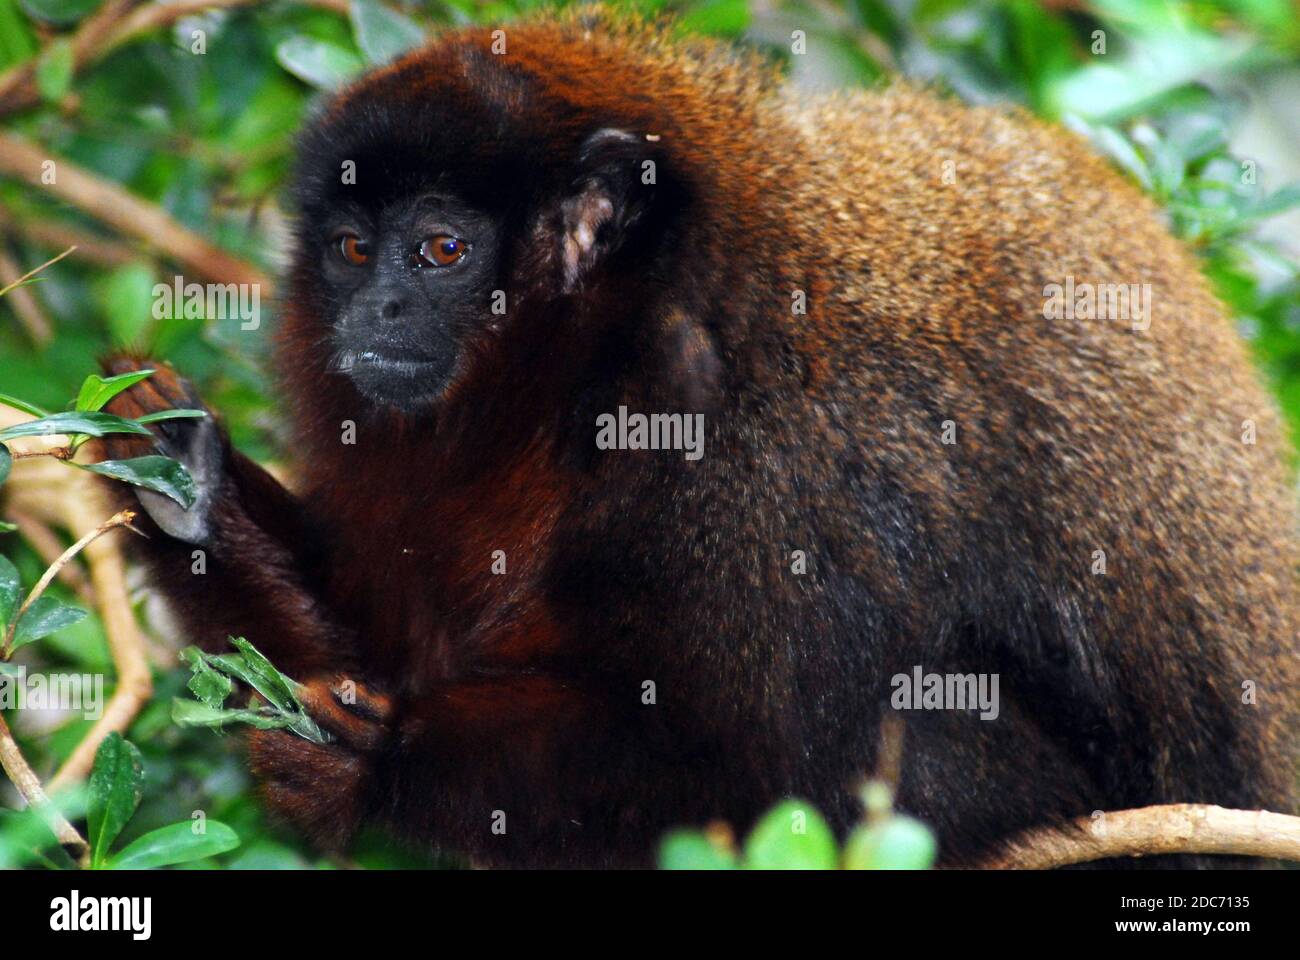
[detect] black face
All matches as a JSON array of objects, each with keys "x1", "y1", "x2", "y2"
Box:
[{"x1": 319, "y1": 192, "x2": 501, "y2": 410}]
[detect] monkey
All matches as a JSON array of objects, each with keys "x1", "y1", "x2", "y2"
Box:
[{"x1": 96, "y1": 9, "x2": 1299, "y2": 868}]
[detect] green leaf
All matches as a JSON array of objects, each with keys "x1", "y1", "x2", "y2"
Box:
[
  {"x1": 75, "y1": 369, "x2": 154, "y2": 413},
  {"x1": 87, "y1": 733, "x2": 143, "y2": 869},
  {"x1": 659, "y1": 830, "x2": 738, "y2": 869},
  {"x1": 18, "y1": 0, "x2": 102, "y2": 27},
  {"x1": 349, "y1": 0, "x2": 425, "y2": 66},
  {"x1": 1241, "y1": 183, "x2": 1300, "y2": 224},
  {"x1": 227, "y1": 637, "x2": 302, "y2": 708},
  {"x1": 0, "y1": 0, "x2": 38, "y2": 72},
  {"x1": 0, "y1": 442, "x2": 10, "y2": 487},
  {"x1": 677, "y1": 0, "x2": 750, "y2": 37},
  {"x1": 135, "y1": 408, "x2": 206, "y2": 425},
  {"x1": 170, "y1": 697, "x2": 296, "y2": 733},
  {"x1": 0, "y1": 393, "x2": 50, "y2": 418},
  {"x1": 108, "y1": 820, "x2": 239, "y2": 870},
  {"x1": 0, "y1": 411, "x2": 151, "y2": 442},
  {"x1": 78, "y1": 456, "x2": 196, "y2": 509},
  {"x1": 178, "y1": 640, "x2": 330, "y2": 743},
  {"x1": 222, "y1": 638, "x2": 328, "y2": 743},
  {"x1": 743, "y1": 800, "x2": 838, "y2": 870},
  {"x1": 182, "y1": 649, "x2": 232, "y2": 708},
  {"x1": 11, "y1": 596, "x2": 87, "y2": 650},
  {"x1": 1084, "y1": 124, "x2": 1153, "y2": 192},
  {"x1": 0, "y1": 554, "x2": 20, "y2": 628},
  {"x1": 35, "y1": 37, "x2": 73, "y2": 101},
  {"x1": 275, "y1": 36, "x2": 363, "y2": 91},
  {"x1": 1048, "y1": 32, "x2": 1258, "y2": 122},
  {"x1": 0, "y1": 522, "x2": 15, "y2": 533},
  {"x1": 843, "y1": 816, "x2": 937, "y2": 870},
  {"x1": 100, "y1": 263, "x2": 158, "y2": 347}
]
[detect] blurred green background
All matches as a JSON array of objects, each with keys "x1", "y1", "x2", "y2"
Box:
[{"x1": 1, "y1": 0, "x2": 1298, "y2": 868}]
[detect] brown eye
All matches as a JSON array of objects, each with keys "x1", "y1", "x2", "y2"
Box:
[
  {"x1": 339, "y1": 234, "x2": 369, "y2": 265},
  {"x1": 417, "y1": 235, "x2": 466, "y2": 267}
]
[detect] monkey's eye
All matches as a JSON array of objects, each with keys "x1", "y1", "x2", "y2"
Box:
[
  {"x1": 338, "y1": 234, "x2": 370, "y2": 266},
  {"x1": 415, "y1": 235, "x2": 467, "y2": 268}
]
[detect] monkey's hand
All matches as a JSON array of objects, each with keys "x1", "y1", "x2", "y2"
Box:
[
  {"x1": 95, "y1": 356, "x2": 347, "y2": 677},
  {"x1": 247, "y1": 676, "x2": 393, "y2": 847},
  {"x1": 97, "y1": 356, "x2": 223, "y2": 544}
]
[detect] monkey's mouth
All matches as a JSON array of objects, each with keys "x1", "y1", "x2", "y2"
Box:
[{"x1": 335, "y1": 349, "x2": 450, "y2": 408}]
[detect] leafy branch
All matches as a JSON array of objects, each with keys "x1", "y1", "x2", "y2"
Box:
[{"x1": 173, "y1": 637, "x2": 331, "y2": 745}]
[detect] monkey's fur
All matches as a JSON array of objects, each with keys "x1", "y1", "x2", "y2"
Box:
[{"x1": 100, "y1": 11, "x2": 1299, "y2": 867}]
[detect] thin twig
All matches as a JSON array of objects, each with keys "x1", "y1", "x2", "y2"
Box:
[
  {"x1": 2, "y1": 507, "x2": 139, "y2": 660},
  {"x1": 981, "y1": 804, "x2": 1300, "y2": 869},
  {"x1": 10, "y1": 448, "x2": 73, "y2": 462},
  {"x1": 0, "y1": 245, "x2": 76, "y2": 299},
  {"x1": 0, "y1": 245, "x2": 53, "y2": 344},
  {"x1": 3, "y1": 508, "x2": 94, "y2": 603}
]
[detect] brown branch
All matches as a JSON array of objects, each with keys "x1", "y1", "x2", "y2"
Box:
[
  {"x1": 10, "y1": 447, "x2": 73, "y2": 461},
  {"x1": 0, "y1": 210, "x2": 139, "y2": 267},
  {"x1": 982, "y1": 804, "x2": 1300, "y2": 869},
  {"x1": 0, "y1": 132, "x2": 272, "y2": 290},
  {"x1": 48, "y1": 497, "x2": 154, "y2": 791},
  {"x1": 1, "y1": 507, "x2": 139, "y2": 660},
  {"x1": 0, "y1": 711, "x2": 90, "y2": 865}
]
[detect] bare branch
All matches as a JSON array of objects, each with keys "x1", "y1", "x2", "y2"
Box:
[
  {"x1": 48, "y1": 496, "x2": 155, "y2": 791},
  {"x1": 0, "y1": 133, "x2": 272, "y2": 290},
  {"x1": 3, "y1": 508, "x2": 94, "y2": 603},
  {"x1": 0, "y1": 210, "x2": 139, "y2": 267},
  {"x1": 0, "y1": 711, "x2": 89, "y2": 865},
  {"x1": 981, "y1": 804, "x2": 1300, "y2": 869}
]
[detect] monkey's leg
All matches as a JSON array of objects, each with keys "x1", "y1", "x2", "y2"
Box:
[
  {"x1": 96, "y1": 359, "x2": 348, "y2": 676},
  {"x1": 249, "y1": 672, "x2": 734, "y2": 865}
]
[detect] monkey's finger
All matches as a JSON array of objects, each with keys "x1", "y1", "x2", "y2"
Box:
[
  {"x1": 97, "y1": 356, "x2": 214, "y2": 461},
  {"x1": 329, "y1": 676, "x2": 393, "y2": 724},
  {"x1": 296, "y1": 677, "x2": 389, "y2": 752}
]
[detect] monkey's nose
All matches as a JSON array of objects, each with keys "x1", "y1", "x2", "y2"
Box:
[{"x1": 381, "y1": 298, "x2": 404, "y2": 321}]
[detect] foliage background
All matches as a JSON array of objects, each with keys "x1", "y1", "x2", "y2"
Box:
[{"x1": 0, "y1": 0, "x2": 1298, "y2": 868}]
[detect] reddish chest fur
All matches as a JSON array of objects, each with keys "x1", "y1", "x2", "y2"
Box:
[{"x1": 315, "y1": 437, "x2": 573, "y2": 687}]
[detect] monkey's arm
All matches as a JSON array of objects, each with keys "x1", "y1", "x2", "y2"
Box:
[
  {"x1": 97, "y1": 360, "x2": 348, "y2": 676},
  {"x1": 248, "y1": 671, "x2": 730, "y2": 866}
]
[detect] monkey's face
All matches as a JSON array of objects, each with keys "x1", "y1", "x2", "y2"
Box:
[
  {"x1": 287, "y1": 41, "x2": 691, "y2": 419},
  {"x1": 316, "y1": 192, "x2": 503, "y2": 410}
]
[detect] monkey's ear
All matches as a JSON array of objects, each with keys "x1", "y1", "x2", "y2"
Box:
[{"x1": 558, "y1": 128, "x2": 662, "y2": 292}]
